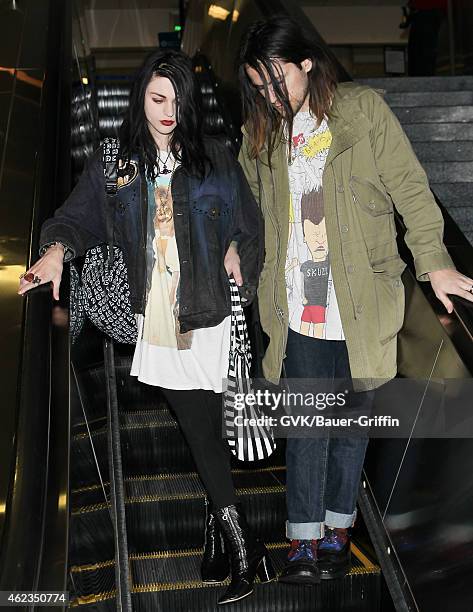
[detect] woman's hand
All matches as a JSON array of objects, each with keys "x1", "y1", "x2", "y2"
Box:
[
  {"x1": 18, "y1": 244, "x2": 65, "y2": 300},
  {"x1": 224, "y1": 242, "x2": 242, "y2": 286},
  {"x1": 428, "y1": 268, "x2": 473, "y2": 313}
]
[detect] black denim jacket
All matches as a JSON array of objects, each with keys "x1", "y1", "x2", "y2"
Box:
[{"x1": 40, "y1": 137, "x2": 264, "y2": 333}]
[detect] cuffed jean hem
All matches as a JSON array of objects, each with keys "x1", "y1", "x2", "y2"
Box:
[
  {"x1": 325, "y1": 508, "x2": 357, "y2": 529},
  {"x1": 286, "y1": 520, "x2": 325, "y2": 540}
]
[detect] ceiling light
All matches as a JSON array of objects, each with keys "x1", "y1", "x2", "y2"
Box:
[{"x1": 208, "y1": 4, "x2": 230, "y2": 21}]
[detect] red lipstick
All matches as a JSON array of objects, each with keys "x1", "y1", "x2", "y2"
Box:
[{"x1": 160, "y1": 120, "x2": 175, "y2": 126}]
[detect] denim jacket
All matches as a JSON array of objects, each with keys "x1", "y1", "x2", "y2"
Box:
[{"x1": 40, "y1": 137, "x2": 264, "y2": 333}]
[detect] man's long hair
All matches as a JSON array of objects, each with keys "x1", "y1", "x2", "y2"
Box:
[
  {"x1": 120, "y1": 49, "x2": 208, "y2": 180},
  {"x1": 238, "y1": 16, "x2": 339, "y2": 162}
]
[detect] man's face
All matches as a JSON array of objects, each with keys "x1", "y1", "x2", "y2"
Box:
[
  {"x1": 245, "y1": 58, "x2": 312, "y2": 115},
  {"x1": 303, "y1": 217, "x2": 328, "y2": 261}
]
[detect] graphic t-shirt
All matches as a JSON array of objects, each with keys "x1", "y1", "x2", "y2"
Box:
[
  {"x1": 286, "y1": 112, "x2": 345, "y2": 340},
  {"x1": 130, "y1": 151, "x2": 231, "y2": 392}
]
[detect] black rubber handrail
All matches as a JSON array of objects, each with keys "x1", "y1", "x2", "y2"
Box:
[{"x1": 0, "y1": 0, "x2": 71, "y2": 605}]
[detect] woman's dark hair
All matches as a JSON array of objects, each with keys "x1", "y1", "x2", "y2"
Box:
[
  {"x1": 238, "y1": 16, "x2": 339, "y2": 162},
  {"x1": 120, "y1": 49, "x2": 208, "y2": 180}
]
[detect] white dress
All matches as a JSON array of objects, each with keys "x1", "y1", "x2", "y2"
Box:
[{"x1": 130, "y1": 152, "x2": 231, "y2": 392}]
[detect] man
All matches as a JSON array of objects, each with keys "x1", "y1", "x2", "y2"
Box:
[
  {"x1": 236, "y1": 16, "x2": 473, "y2": 584},
  {"x1": 407, "y1": 0, "x2": 448, "y2": 76}
]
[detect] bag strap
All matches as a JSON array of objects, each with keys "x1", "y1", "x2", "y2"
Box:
[
  {"x1": 102, "y1": 137, "x2": 120, "y2": 265},
  {"x1": 229, "y1": 278, "x2": 251, "y2": 359},
  {"x1": 103, "y1": 136, "x2": 119, "y2": 196}
]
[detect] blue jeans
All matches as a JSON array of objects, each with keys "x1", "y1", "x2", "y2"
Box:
[{"x1": 284, "y1": 328, "x2": 370, "y2": 540}]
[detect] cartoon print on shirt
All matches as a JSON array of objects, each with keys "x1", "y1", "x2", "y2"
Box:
[
  {"x1": 292, "y1": 132, "x2": 306, "y2": 149},
  {"x1": 286, "y1": 113, "x2": 344, "y2": 340},
  {"x1": 301, "y1": 130, "x2": 332, "y2": 160},
  {"x1": 299, "y1": 189, "x2": 329, "y2": 338}
]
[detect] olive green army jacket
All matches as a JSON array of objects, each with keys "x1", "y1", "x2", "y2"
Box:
[{"x1": 238, "y1": 81, "x2": 455, "y2": 391}]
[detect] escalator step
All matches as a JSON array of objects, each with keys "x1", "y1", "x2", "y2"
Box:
[
  {"x1": 71, "y1": 409, "x2": 186, "y2": 487},
  {"x1": 72, "y1": 409, "x2": 173, "y2": 434},
  {"x1": 70, "y1": 409, "x2": 286, "y2": 487},
  {"x1": 70, "y1": 333, "x2": 382, "y2": 610},
  {"x1": 69, "y1": 542, "x2": 380, "y2": 611},
  {"x1": 70, "y1": 469, "x2": 287, "y2": 565},
  {"x1": 71, "y1": 466, "x2": 286, "y2": 508},
  {"x1": 74, "y1": 364, "x2": 169, "y2": 423}
]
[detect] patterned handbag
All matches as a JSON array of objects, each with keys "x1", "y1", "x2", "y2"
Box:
[
  {"x1": 69, "y1": 137, "x2": 138, "y2": 344},
  {"x1": 224, "y1": 278, "x2": 276, "y2": 462}
]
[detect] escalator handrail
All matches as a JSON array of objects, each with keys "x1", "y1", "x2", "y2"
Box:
[{"x1": 0, "y1": 0, "x2": 72, "y2": 601}]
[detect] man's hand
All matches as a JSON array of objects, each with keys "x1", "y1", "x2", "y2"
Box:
[
  {"x1": 224, "y1": 242, "x2": 243, "y2": 286},
  {"x1": 428, "y1": 268, "x2": 473, "y2": 313}
]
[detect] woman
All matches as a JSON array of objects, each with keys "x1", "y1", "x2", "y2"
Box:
[{"x1": 18, "y1": 49, "x2": 274, "y2": 605}]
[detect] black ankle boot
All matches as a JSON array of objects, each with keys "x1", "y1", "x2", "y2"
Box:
[
  {"x1": 215, "y1": 503, "x2": 276, "y2": 605},
  {"x1": 201, "y1": 498, "x2": 230, "y2": 583}
]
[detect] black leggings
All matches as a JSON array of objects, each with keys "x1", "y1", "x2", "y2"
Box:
[{"x1": 161, "y1": 388, "x2": 237, "y2": 511}]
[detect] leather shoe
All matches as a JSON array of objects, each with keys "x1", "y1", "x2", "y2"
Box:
[
  {"x1": 279, "y1": 540, "x2": 320, "y2": 585},
  {"x1": 317, "y1": 528, "x2": 351, "y2": 580}
]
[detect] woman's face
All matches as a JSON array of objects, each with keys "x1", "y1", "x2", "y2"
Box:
[{"x1": 144, "y1": 75, "x2": 177, "y2": 141}]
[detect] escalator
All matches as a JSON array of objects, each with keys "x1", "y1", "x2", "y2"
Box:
[
  {"x1": 1, "y1": 0, "x2": 472, "y2": 611},
  {"x1": 67, "y1": 330, "x2": 381, "y2": 609},
  {"x1": 66, "y1": 51, "x2": 383, "y2": 608},
  {"x1": 63, "y1": 81, "x2": 397, "y2": 611},
  {"x1": 68, "y1": 1, "x2": 473, "y2": 610}
]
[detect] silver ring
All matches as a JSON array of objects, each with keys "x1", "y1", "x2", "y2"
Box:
[{"x1": 32, "y1": 275, "x2": 41, "y2": 285}]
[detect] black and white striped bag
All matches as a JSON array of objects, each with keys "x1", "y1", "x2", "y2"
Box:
[{"x1": 224, "y1": 278, "x2": 276, "y2": 462}]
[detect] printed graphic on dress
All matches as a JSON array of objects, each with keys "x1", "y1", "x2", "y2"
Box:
[
  {"x1": 142, "y1": 176, "x2": 193, "y2": 349},
  {"x1": 286, "y1": 116, "x2": 342, "y2": 339}
]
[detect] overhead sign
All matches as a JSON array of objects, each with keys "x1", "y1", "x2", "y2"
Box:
[{"x1": 158, "y1": 32, "x2": 181, "y2": 50}]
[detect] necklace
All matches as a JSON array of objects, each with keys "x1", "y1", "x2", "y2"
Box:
[
  {"x1": 158, "y1": 149, "x2": 173, "y2": 175},
  {"x1": 155, "y1": 158, "x2": 177, "y2": 222}
]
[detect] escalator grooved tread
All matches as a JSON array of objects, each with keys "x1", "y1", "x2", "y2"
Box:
[
  {"x1": 70, "y1": 421, "x2": 287, "y2": 488},
  {"x1": 72, "y1": 409, "x2": 177, "y2": 432},
  {"x1": 69, "y1": 541, "x2": 380, "y2": 609},
  {"x1": 70, "y1": 337, "x2": 381, "y2": 609},
  {"x1": 71, "y1": 465, "x2": 286, "y2": 495},
  {"x1": 72, "y1": 484, "x2": 286, "y2": 515},
  {"x1": 71, "y1": 469, "x2": 286, "y2": 513},
  {"x1": 72, "y1": 409, "x2": 178, "y2": 441},
  {"x1": 69, "y1": 471, "x2": 288, "y2": 565}
]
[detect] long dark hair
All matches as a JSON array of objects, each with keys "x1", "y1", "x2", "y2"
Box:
[
  {"x1": 120, "y1": 49, "x2": 208, "y2": 180},
  {"x1": 238, "y1": 16, "x2": 339, "y2": 162}
]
